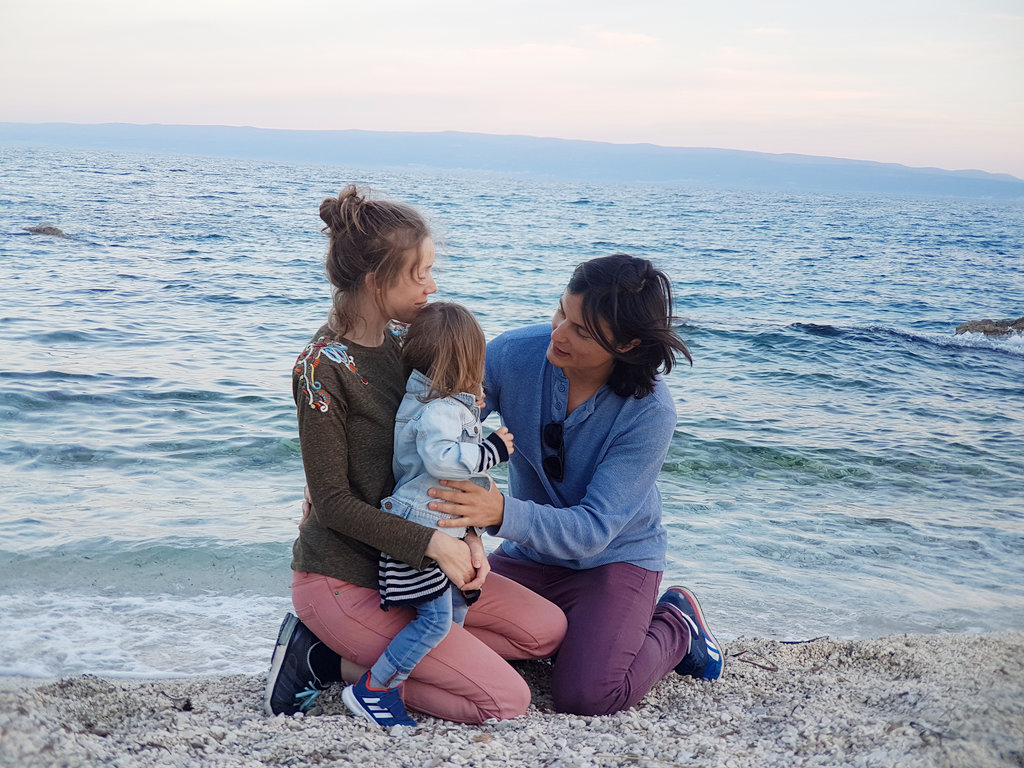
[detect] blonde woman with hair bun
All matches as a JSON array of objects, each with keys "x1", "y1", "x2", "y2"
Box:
[{"x1": 263, "y1": 186, "x2": 566, "y2": 726}]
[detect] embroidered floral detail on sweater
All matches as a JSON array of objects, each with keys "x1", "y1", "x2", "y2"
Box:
[
  {"x1": 295, "y1": 338, "x2": 368, "y2": 412},
  {"x1": 388, "y1": 321, "x2": 408, "y2": 341}
]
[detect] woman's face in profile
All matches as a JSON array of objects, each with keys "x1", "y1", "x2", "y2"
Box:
[
  {"x1": 547, "y1": 291, "x2": 615, "y2": 375},
  {"x1": 382, "y1": 237, "x2": 438, "y2": 324}
]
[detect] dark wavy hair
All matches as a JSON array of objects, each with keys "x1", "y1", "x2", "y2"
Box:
[{"x1": 566, "y1": 254, "x2": 691, "y2": 398}]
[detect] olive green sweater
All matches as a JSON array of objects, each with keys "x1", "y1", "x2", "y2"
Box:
[{"x1": 289, "y1": 324, "x2": 435, "y2": 589}]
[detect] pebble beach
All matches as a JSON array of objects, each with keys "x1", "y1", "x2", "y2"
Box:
[{"x1": 3, "y1": 631, "x2": 1021, "y2": 768}]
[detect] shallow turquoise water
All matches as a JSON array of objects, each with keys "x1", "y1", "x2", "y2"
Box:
[{"x1": 1, "y1": 147, "x2": 1022, "y2": 677}]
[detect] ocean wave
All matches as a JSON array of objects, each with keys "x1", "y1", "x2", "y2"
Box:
[
  {"x1": 0, "y1": 538, "x2": 292, "y2": 596},
  {"x1": 0, "y1": 371, "x2": 278, "y2": 404},
  {"x1": 662, "y1": 435, "x2": 1009, "y2": 487},
  {"x1": 1, "y1": 435, "x2": 300, "y2": 471},
  {"x1": 919, "y1": 329, "x2": 1024, "y2": 357},
  {"x1": 0, "y1": 589, "x2": 292, "y2": 678},
  {"x1": 783, "y1": 322, "x2": 1024, "y2": 360},
  {"x1": 788, "y1": 322, "x2": 844, "y2": 337},
  {"x1": 31, "y1": 329, "x2": 115, "y2": 344}
]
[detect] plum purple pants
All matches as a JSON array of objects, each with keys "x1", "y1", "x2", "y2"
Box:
[{"x1": 489, "y1": 546, "x2": 691, "y2": 716}]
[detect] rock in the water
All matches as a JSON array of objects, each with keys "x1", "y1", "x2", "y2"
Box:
[
  {"x1": 955, "y1": 317, "x2": 1024, "y2": 336},
  {"x1": 24, "y1": 225, "x2": 67, "y2": 237}
]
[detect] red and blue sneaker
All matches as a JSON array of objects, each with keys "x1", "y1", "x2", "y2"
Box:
[
  {"x1": 658, "y1": 586, "x2": 724, "y2": 680},
  {"x1": 342, "y1": 672, "x2": 418, "y2": 729}
]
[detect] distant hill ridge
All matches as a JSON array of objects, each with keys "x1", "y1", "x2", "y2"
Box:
[{"x1": 2, "y1": 122, "x2": 1021, "y2": 198}]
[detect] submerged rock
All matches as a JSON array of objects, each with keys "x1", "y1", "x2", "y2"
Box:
[
  {"x1": 955, "y1": 317, "x2": 1024, "y2": 336},
  {"x1": 24, "y1": 225, "x2": 67, "y2": 237}
]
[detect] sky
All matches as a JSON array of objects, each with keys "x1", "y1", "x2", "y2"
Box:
[{"x1": 2, "y1": 1, "x2": 1022, "y2": 178}]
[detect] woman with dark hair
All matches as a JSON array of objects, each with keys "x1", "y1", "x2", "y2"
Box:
[{"x1": 431, "y1": 253, "x2": 723, "y2": 716}]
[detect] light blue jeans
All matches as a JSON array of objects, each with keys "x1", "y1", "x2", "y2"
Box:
[{"x1": 369, "y1": 585, "x2": 470, "y2": 689}]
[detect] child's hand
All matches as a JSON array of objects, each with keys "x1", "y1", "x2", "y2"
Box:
[
  {"x1": 463, "y1": 530, "x2": 490, "y2": 591},
  {"x1": 495, "y1": 426, "x2": 514, "y2": 456}
]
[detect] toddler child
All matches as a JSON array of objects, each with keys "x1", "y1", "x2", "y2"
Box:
[{"x1": 342, "y1": 301, "x2": 514, "y2": 728}]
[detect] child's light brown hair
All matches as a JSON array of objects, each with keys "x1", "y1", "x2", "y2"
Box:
[{"x1": 402, "y1": 302, "x2": 486, "y2": 402}]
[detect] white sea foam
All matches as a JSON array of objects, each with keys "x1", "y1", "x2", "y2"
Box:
[
  {"x1": 938, "y1": 329, "x2": 1024, "y2": 354},
  {"x1": 0, "y1": 591, "x2": 291, "y2": 678}
]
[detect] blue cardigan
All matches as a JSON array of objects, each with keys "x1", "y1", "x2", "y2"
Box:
[{"x1": 482, "y1": 324, "x2": 677, "y2": 571}]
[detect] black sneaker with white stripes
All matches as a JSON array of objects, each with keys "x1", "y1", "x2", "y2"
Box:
[{"x1": 263, "y1": 612, "x2": 338, "y2": 715}]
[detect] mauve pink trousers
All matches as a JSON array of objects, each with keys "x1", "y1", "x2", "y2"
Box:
[{"x1": 291, "y1": 569, "x2": 567, "y2": 724}]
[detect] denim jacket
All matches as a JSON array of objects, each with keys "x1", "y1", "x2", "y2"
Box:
[{"x1": 381, "y1": 369, "x2": 508, "y2": 539}]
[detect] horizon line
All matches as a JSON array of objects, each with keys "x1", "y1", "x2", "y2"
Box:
[{"x1": 3, "y1": 120, "x2": 1020, "y2": 182}]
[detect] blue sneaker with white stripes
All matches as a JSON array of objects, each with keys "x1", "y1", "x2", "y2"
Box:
[
  {"x1": 342, "y1": 672, "x2": 418, "y2": 729},
  {"x1": 658, "y1": 586, "x2": 724, "y2": 680}
]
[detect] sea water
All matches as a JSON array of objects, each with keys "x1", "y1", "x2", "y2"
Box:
[{"x1": 1, "y1": 146, "x2": 1022, "y2": 679}]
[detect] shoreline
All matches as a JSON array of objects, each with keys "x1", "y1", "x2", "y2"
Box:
[{"x1": 2, "y1": 631, "x2": 1021, "y2": 768}]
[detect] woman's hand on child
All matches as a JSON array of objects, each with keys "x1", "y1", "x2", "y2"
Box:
[
  {"x1": 425, "y1": 530, "x2": 477, "y2": 588},
  {"x1": 430, "y1": 478, "x2": 506, "y2": 529},
  {"x1": 299, "y1": 485, "x2": 313, "y2": 528}
]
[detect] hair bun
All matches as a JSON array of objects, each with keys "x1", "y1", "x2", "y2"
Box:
[{"x1": 320, "y1": 184, "x2": 365, "y2": 234}]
